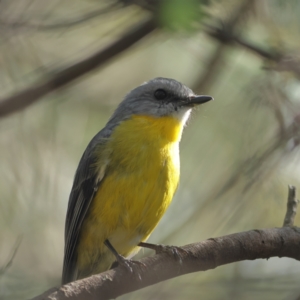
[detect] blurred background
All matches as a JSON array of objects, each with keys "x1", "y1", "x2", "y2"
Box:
[{"x1": 1, "y1": 0, "x2": 300, "y2": 299}]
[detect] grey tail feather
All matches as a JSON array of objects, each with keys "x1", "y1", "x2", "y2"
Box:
[{"x1": 62, "y1": 264, "x2": 77, "y2": 285}]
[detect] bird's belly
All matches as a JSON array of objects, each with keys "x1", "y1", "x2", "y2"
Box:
[
  {"x1": 93, "y1": 146, "x2": 179, "y2": 252},
  {"x1": 77, "y1": 144, "x2": 179, "y2": 272}
]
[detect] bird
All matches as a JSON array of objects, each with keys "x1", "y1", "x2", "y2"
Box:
[{"x1": 62, "y1": 77, "x2": 213, "y2": 284}]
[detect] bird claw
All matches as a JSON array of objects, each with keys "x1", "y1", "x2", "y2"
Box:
[
  {"x1": 105, "y1": 239, "x2": 145, "y2": 280},
  {"x1": 116, "y1": 255, "x2": 145, "y2": 280},
  {"x1": 118, "y1": 256, "x2": 145, "y2": 271}
]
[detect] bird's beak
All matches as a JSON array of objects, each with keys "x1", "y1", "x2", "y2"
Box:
[
  {"x1": 180, "y1": 95, "x2": 213, "y2": 107},
  {"x1": 188, "y1": 95, "x2": 213, "y2": 106}
]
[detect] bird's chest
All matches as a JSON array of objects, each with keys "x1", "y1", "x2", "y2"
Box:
[
  {"x1": 93, "y1": 115, "x2": 182, "y2": 233},
  {"x1": 108, "y1": 133, "x2": 180, "y2": 220},
  {"x1": 107, "y1": 114, "x2": 182, "y2": 191}
]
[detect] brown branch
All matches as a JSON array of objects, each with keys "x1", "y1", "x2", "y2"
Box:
[
  {"x1": 32, "y1": 226, "x2": 300, "y2": 300},
  {"x1": 204, "y1": 24, "x2": 300, "y2": 79},
  {"x1": 0, "y1": 17, "x2": 156, "y2": 118},
  {"x1": 283, "y1": 185, "x2": 299, "y2": 227},
  {"x1": 0, "y1": 2, "x2": 121, "y2": 30},
  {"x1": 205, "y1": 24, "x2": 282, "y2": 62}
]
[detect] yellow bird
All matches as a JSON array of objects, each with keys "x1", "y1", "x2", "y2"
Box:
[{"x1": 62, "y1": 77, "x2": 212, "y2": 284}]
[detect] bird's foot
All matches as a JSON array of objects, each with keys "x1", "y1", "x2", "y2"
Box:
[
  {"x1": 114, "y1": 255, "x2": 146, "y2": 280},
  {"x1": 105, "y1": 239, "x2": 145, "y2": 280},
  {"x1": 116, "y1": 255, "x2": 146, "y2": 273}
]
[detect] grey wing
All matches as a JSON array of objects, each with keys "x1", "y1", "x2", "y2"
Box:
[{"x1": 62, "y1": 129, "x2": 110, "y2": 284}]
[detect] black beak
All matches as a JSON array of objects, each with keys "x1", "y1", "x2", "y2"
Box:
[
  {"x1": 188, "y1": 95, "x2": 213, "y2": 106},
  {"x1": 180, "y1": 95, "x2": 213, "y2": 107}
]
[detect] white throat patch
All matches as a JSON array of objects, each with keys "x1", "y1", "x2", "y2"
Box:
[{"x1": 173, "y1": 108, "x2": 192, "y2": 126}]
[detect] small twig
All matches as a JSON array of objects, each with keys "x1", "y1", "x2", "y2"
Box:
[
  {"x1": 205, "y1": 24, "x2": 300, "y2": 81},
  {"x1": 283, "y1": 185, "x2": 299, "y2": 227},
  {"x1": 0, "y1": 17, "x2": 156, "y2": 118},
  {"x1": 205, "y1": 24, "x2": 282, "y2": 62},
  {"x1": 0, "y1": 235, "x2": 22, "y2": 276},
  {"x1": 193, "y1": 0, "x2": 254, "y2": 93}
]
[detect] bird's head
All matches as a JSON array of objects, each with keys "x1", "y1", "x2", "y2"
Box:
[{"x1": 108, "y1": 77, "x2": 213, "y2": 127}]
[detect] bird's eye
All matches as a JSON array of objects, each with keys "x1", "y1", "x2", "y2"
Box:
[{"x1": 154, "y1": 89, "x2": 167, "y2": 100}]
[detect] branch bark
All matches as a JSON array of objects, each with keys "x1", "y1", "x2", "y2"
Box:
[
  {"x1": 0, "y1": 17, "x2": 156, "y2": 118},
  {"x1": 32, "y1": 226, "x2": 300, "y2": 300},
  {"x1": 283, "y1": 185, "x2": 299, "y2": 227}
]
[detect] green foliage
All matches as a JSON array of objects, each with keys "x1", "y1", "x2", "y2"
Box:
[{"x1": 158, "y1": 0, "x2": 205, "y2": 31}]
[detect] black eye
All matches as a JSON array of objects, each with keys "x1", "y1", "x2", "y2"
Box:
[{"x1": 154, "y1": 89, "x2": 167, "y2": 100}]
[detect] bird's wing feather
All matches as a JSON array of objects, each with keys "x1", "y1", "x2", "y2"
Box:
[{"x1": 62, "y1": 128, "x2": 111, "y2": 284}]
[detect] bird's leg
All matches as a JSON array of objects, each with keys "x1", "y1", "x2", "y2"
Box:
[
  {"x1": 138, "y1": 242, "x2": 188, "y2": 263},
  {"x1": 104, "y1": 239, "x2": 145, "y2": 276}
]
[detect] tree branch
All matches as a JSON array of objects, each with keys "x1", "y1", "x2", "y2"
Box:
[
  {"x1": 32, "y1": 185, "x2": 300, "y2": 299},
  {"x1": 283, "y1": 185, "x2": 299, "y2": 227},
  {"x1": 0, "y1": 2, "x2": 121, "y2": 30},
  {"x1": 204, "y1": 23, "x2": 282, "y2": 62},
  {"x1": 194, "y1": 0, "x2": 253, "y2": 93},
  {"x1": 0, "y1": 17, "x2": 156, "y2": 118},
  {"x1": 204, "y1": 23, "x2": 300, "y2": 79},
  {"x1": 32, "y1": 226, "x2": 300, "y2": 300}
]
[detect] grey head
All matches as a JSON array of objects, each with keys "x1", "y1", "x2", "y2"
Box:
[{"x1": 107, "y1": 77, "x2": 213, "y2": 127}]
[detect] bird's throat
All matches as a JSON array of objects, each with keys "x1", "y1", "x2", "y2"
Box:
[{"x1": 123, "y1": 115, "x2": 184, "y2": 143}]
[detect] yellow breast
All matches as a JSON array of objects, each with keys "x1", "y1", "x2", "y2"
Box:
[
  {"x1": 77, "y1": 115, "x2": 183, "y2": 272},
  {"x1": 104, "y1": 115, "x2": 182, "y2": 233}
]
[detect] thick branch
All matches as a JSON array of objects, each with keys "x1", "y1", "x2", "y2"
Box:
[
  {"x1": 0, "y1": 17, "x2": 156, "y2": 118},
  {"x1": 32, "y1": 226, "x2": 300, "y2": 300}
]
